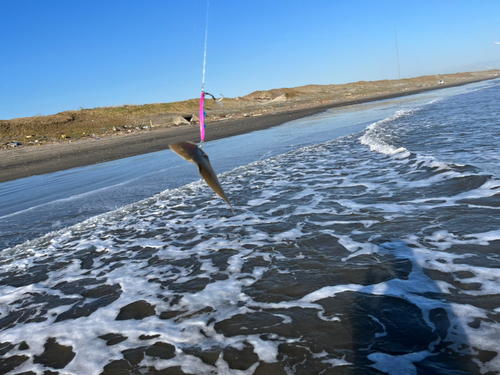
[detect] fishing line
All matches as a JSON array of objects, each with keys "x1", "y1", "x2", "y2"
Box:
[
  {"x1": 201, "y1": 0, "x2": 209, "y2": 92},
  {"x1": 200, "y1": 0, "x2": 210, "y2": 146},
  {"x1": 169, "y1": 1, "x2": 233, "y2": 212}
]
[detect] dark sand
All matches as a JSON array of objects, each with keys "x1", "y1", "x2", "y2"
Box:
[{"x1": 0, "y1": 77, "x2": 494, "y2": 183}]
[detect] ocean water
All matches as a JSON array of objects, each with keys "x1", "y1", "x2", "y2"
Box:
[{"x1": 1, "y1": 80, "x2": 500, "y2": 374}]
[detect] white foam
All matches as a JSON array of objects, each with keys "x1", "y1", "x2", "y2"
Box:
[
  {"x1": 3, "y1": 84, "x2": 500, "y2": 373},
  {"x1": 359, "y1": 109, "x2": 414, "y2": 158}
]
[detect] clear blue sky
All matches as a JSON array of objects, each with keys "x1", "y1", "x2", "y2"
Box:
[{"x1": 1, "y1": 0, "x2": 499, "y2": 119}]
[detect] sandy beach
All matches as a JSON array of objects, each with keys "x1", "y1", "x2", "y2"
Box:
[{"x1": 1, "y1": 74, "x2": 498, "y2": 183}]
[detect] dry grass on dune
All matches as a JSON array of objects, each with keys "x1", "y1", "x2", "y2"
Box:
[{"x1": 0, "y1": 99, "x2": 201, "y2": 145}]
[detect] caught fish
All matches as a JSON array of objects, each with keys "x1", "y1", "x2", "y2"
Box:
[{"x1": 169, "y1": 141, "x2": 232, "y2": 210}]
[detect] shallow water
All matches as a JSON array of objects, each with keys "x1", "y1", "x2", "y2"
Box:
[
  {"x1": 0, "y1": 90, "x2": 450, "y2": 250},
  {"x1": 1, "y1": 80, "x2": 500, "y2": 374}
]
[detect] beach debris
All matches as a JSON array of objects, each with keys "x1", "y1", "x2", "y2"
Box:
[
  {"x1": 172, "y1": 116, "x2": 190, "y2": 126},
  {"x1": 169, "y1": 141, "x2": 232, "y2": 210},
  {"x1": 112, "y1": 126, "x2": 120, "y2": 131},
  {"x1": 61, "y1": 134, "x2": 67, "y2": 139},
  {"x1": 190, "y1": 114, "x2": 200, "y2": 124}
]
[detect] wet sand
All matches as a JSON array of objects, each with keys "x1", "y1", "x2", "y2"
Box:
[{"x1": 0, "y1": 77, "x2": 495, "y2": 183}]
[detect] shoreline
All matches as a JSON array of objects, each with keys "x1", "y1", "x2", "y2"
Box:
[{"x1": 0, "y1": 76, "x2": 496, "y2": 183}]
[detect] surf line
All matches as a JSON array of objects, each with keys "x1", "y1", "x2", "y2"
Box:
[{"x1": 169, "y1": 0, "x2": 233, "y2": 211}]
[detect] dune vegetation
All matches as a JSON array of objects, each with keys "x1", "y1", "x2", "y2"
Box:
[{"x1": 1, "y1": 70, "x2": 498, "y2": 148}]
